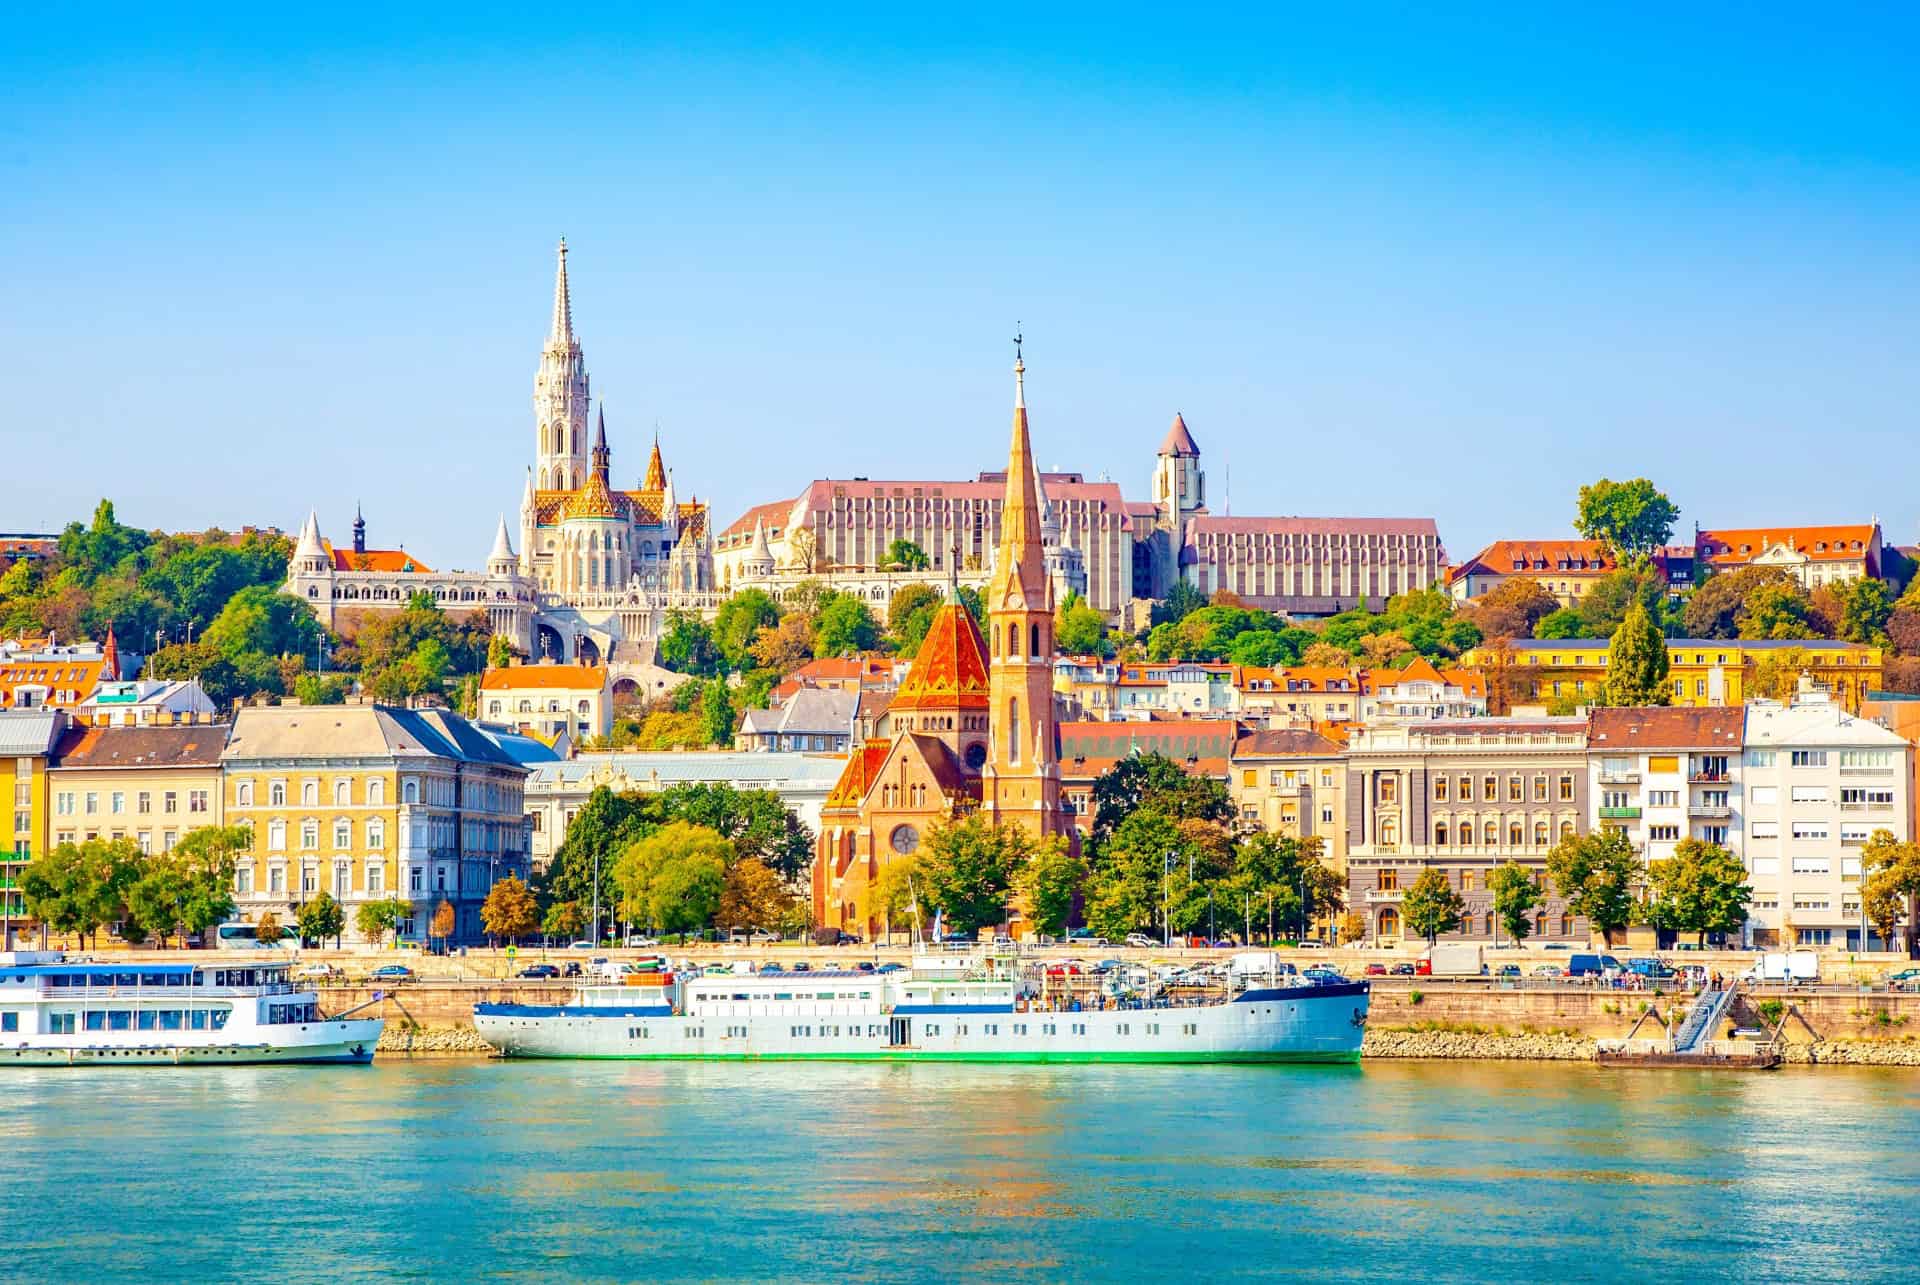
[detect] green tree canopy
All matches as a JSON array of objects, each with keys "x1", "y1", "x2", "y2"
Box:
[
  {"x1": 882, "y1": 539, "x2": 931, "y2": 571},
  {"x1": 1054, "y1": 591, "x2": 1109, "y2": 658},
  {"x1": 1574, "y1": 477, "x2": 1679, "y2": 557},
  {"x1": 1015, "y1": 838, "x2": 1085, "y2": 937},
  {"x1": 298, "y1": 888, "x2": 347, "y2": 946},
  {"x1": 1639, "y1": 838, "x2": 1751, "y2": 944},
  {"x1": 814, "y1": 594, "x2": 881, "y2": 657},
  {"x1": 713, "y1": 590, "x2": 782, "y2": 672},
  {"x1": 1487, "y1": 861, "x2": 1542, "y2": 944},
  {"x1": 656, "y1": 610, "x2": 723, "y2": 676},
  {"x1": 918, "y1": 815, "x2": 1034, "y2": 936},
  {"x1": 1088, "y1": 751, "x2": 1233, "y2": 852},
  {"x1": 1602, "y1": 601, "x2": 1670, "y2": 706},
  {"x1": 612, "y1": 821, "x2": 731, "y2": 934},
  {"x1": 1401, "y1": 868, "x2": 1465, "y2": 945},
  {"x1": 1546, "y1": 827, "x2": 1640, "y2": 945}
]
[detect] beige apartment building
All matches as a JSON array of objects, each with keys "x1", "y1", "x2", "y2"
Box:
[{"x1": 48, "y1": 723, "x2": 228, "y2": 854}]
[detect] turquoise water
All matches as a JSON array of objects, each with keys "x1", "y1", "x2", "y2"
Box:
[{"x1": 4, "y1": 1059, "x2": 1918, "y2": 1281}]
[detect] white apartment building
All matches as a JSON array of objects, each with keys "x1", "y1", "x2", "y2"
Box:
[
  {"x1": 1741, "y1": 679, "x2": 1913, "y2": 950},
  {"x1": 1586, "y1": 707, "x2": 1746, "y2": 869}
]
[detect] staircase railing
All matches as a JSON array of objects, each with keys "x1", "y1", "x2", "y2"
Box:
[{"x1": 1672, "y1": 985, "x2": 1736, "y2": 1054}]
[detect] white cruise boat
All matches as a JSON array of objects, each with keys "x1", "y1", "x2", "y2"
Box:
[
  {"x1": 0, "y1": 953, "x2": 384, "y2": 1066},
  {"x1": 476, "y1": 949, "x2": 1368, "y2": 1064}
]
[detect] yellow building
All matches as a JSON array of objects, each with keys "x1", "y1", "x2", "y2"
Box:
[
  {"x1": 1229, "y1": 728, "x2": 1349, "y2": 872},
  {"x1": 47, "y1": 722, "x2": 228, "y2": 856},
  {"x1": 0, "y1": 709, "x2": 71, "y2": 946},
  {"x1": 1465, "y1": 638, "x2": 1883, "y2": 714},
  {"x1": 222, "y1": 703, "x2": 529, "y2": 945}
]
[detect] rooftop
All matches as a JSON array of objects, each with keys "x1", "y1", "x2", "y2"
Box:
[{"x1": 1587, "y1": 706, "x2": 1744, "y2": 750}]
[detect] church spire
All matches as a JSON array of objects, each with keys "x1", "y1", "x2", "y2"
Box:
[
  {"x1": 643, "y1": 429, "x2": 667, "y2": 492},
  {"x1": 550, "y1": 238, "x2": 575, "y2": 344},
  {"x1": 591, "y1": 403, "x2": 611, "y2": 484},
  {"x1": 991, "y1": 333, "x2": 1048, "y2": 613}
]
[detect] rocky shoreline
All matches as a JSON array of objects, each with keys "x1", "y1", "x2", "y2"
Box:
[{"x1": 376, "y1": 1025, "x2": 498, "y2": 1056}]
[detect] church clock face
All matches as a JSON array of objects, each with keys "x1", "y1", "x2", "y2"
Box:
[{"x1": 890, "y1": 824, "x2": 920, "y2": 855}]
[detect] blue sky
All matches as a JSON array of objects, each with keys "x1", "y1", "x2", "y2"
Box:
[{"x1": 3, "y1": 4, "x2": 1916, "y2": 572}]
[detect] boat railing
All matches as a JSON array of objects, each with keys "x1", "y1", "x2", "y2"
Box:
[{"x1": 31, "y1": 980, "x2": 298, "y2": 998}]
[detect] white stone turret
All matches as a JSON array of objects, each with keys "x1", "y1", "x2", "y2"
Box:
[
  {"x1": 293, "y1": 510, "x2": 329, "y2": 575},
  {"x1": 742, "y1": 517, "x2": 776, "y2": 578},
  {"x1": 488, "y1": 515, "x2": 517, "y2": 576},
  {"x1": 660, "y1": 469, "x2": 679, "y2": 538},
  {"x1": 533, "y1": 239, "x2": 590, "y2": 492}
]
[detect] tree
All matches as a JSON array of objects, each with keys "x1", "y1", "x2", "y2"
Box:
[
  {"x1": 1400, "y1": 868, "x2": 1465, "y2": 945},
  {"x1": 1338, "y1": 910, "x2": 1367, "y2": 946},
  {"x1": 1602, "y1": 601, "x2": 1670, "y2": 706},
  {"x1": 612, "y1": 821, "x2": 731, "y2": 935},
  {"x1": 1088, "y1": 751, "x2": 1232, "y2": 852},
  {"x1": 1640, "y1": 838, "x2": 1752, "y2": 945},
  {"x1": 298, "y1": 889, "x2": 347, "y2": 947},
  {"x1": 918, "y1": 815, "x2": 1031, "y2": 936},
  {"x1": 1574, "y1": 477, "x2": 1678, "y2": 557},
  {"x1": 18, "y1": 838, "x2": 140, "y2": 948},
  {"x1": 1054, "y1": 591, "x2": 1109, "y2": 658},
  {"x1": 167, "y1": 824, "x2": 245, "y2": 941},
  {"x1": 1861, "y1": 830, "x2": 1920, "y2": 957},
  {"x1": 882, "y1": 539, "x2": 930, "y2": 571},
  {"x1": 814, "y1": 594, "x2": 880, "y2": 657},
  {"x1": 1532, "y1": 608, "x2": 1586, "y2": 640},
  {"x1": 1153, "y1": 580, "x2": 1208, "y2": 627},
  {"x1": 717, "y1": 858, "x2": 795, "y2": 932},
  {"x1": 355, "y1": 897, "x2": 410, "y2": 946},
  {"x1": 430, "y1": 898, "x2": 456, "y2": 947},
  {"x1": 748, "y1": 614, "x2": 815, "y2": 674},
  {"x1": 255, "y1": 910, "x2": 285, "y2": 948},
  {"x1": 293, "y1": 672, "x2": 348, "y2": 705},
  {"x1": 1738, "y1": 581, "x2": 1822, "y2": 640},
  {"x1": 127, "y1": 858, "x2": 191, "y2": 947},
  {"x1": 539, "y1": 787, "x2": 665, "y2": 913},
  {"x1": 1813, "y1": 577, "x2": 1893, "y2": 644},
  {"x1": 1015, "y1": 838, "x2": 1085, "y2": 937},
  {"x1": 486, "y1": 632, "x2": 518, "y2": 670},
  {"x1": 658, "y1": 782, "x2": 813, "y2": 882},
  {"x1": 700, "y1": 677, "x2": 736, "y2": 746},
  {"x1": 542, "y1": 900, "x2": 586, "y2": 943},
  {"x1": 1468, "y1": 578, "x2": 1560, "y2": 640},
  {"x1": 1085, "y1": 810, "x2": 1233, "y2": 940},
  {"x1": 885, "y1": 583, "x2": 942, "y2": 656},
  {"x1": 657, "y1": 611, "x2": 722, "y2": 676},
  {"x1": 481, "y1": 874, "x2": 539, "y2": 944},
  {"x1": 1487, "y1": 861, "x2": 1542, "y2": 945},
  {"x1": 1298, "y1": 640, "x2": 1353, "y2": 668},
  {"x1": 870, "y1": 855, "x2": 926, "y2": 940},
  {"x1": 1546, "y1": 828, "x2": 1640, "y2": 946},
  {"x1": 1684, "y1": 566, "x2": 1794, "y2": 639},
  {"x1": 713, "y1": 590, "x2": 783, "y2": 672}
]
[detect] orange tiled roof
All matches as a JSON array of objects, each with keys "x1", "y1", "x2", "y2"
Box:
[
  {"x1": 823, "y1": 738, "x2": 892, "y2": 812},
  {"x1": 890, "y1": 604, "x2": 990, "y2": 711},
  {"x1": 322, "y1": 542, "x2": 431, "y2": 573},
  {"x1": 480, "y1": 664, "x2": 606, "y2": 692},
  {"x1": 1449, "y1": 538, "x2": 1614, "y2": 584},
  {"x1": 1697, "y1": 525, "x2": 1877, "y2": 565},
  {"x1": 0, "y1": 655, "x2": 107, "y2": 709}
]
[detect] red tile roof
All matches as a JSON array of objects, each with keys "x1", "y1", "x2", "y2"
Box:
[
  {"x1": 323, "y1": 542, "x2": 432, "y2": 573},
  {"x1": 1696, "y1": 525, "x2": 1878, "y2": 566},
  {"x1": 1449, "y1": 539, "x2": 1614, "y2": 583},
  {"x1": 889, "y1": 604, "x2": 990, "y2": 712}
]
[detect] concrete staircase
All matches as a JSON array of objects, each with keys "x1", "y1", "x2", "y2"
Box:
[{"x1": 1672, "y1": 986, "x2": 1736, "y2": 1054}]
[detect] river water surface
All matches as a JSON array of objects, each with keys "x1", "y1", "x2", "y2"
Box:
[{"x1": 3, "y1": 1059, "x2": 1916, "y2": 1281}]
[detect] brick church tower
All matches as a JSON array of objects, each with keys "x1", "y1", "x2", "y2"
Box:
[{"x1": 982, "y1": 340, "x2": 1067, "y2": 839}]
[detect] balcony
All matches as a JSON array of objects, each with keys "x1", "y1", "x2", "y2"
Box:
[
  {"x1": 1599, "y1": 806, "x2": 1641, "y2": 820},
  {"x1": 1688, "y1": 772, "x2": 1729, "y2": 784},
  {"x1": 1363, "y1": 889, "x2": 1404, "y2": 904},
  {"x1": 1688, "y1": 804, "x2": 1732, "y2": 820},
  {"x1": 1597, "y1": 771, "x2": 1640, "y2": 785}
]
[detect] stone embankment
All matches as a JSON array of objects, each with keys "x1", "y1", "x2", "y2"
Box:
[
  {"x1": 1363, "y1": 1027, "x2": 1597, "y2": 1060},
  {"x1": 376, "y1": 1024, "x2": 497, "y2": 1055}
]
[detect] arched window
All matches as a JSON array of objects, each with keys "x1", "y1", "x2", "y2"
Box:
[
  {"x1": 1377, "y1": 906, "x2": 1401, "y2": 940},
  {"x1": 1007, "y1": 698, "x2": 1021, "y2": 765},
  {"x1": 403, "y1": 779, "x2": 419, "y2": 805},
  {"x1": 236, "y1": 782, "x2": 253, "y2": 807},
  {"x1": 368, "y1": 778, "x2": 384, "y2": 806},
  {"x1": 334, "y1": 779, "x2": 350, "y2": 805},
  {"x1": 1434, "y1": 822, "x2": 1449, "y2": 846},
  {"x1": 301, "y1": 780, "x2": 318, "y2": 806},
  {"x1": 1559, "y1": 820, "x2": 1575, "y2": 839},
  {"x1": 1534, "y1": 821, "x2": 1549, "y2": 847},
  {"x1": 1007, "y1": 623, "x2": 1020, "y2": 658},
  {"x1": 269, "y1": 781, "x2": 286, "y2": 807},
  {"x1": 1030, "y1": 623, "x2": 1041, "y2": 656},
  {"x1": 1483, "y1": 821, "x2": 1498, "y2": 846}
]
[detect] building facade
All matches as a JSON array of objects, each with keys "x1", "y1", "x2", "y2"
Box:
[
  {"x1": 1584, "y1": 707, "x2": 1745, "y2": 870},
  {"x1": 1696, "y1": 523, "x2": 1882, "y2": 590},
  {"x1": 1741, "y1": 682, "x2": 1912, "y2": 949},
  {"x1": 1468, "y1": 638, "x2": 1884, "y2": 714},
  {"x1": 1229, "y1": 728, "x2": 1349, "y2": 872},
  {"x1": 1344, "y1": 718, "x2": 1592, "y2": 945},
  {"x1": 222, "y1": 704, "x2": 529, "y2": 945},
  {"x1": 0, "y1": 709, "x2": 69, "y2": 946},
  {"x1": 48, "y1": 723, "x2": 228, "y2": 857},
  {"x1": 478, "y1": 662, "x2": 613, "y2": 743}
]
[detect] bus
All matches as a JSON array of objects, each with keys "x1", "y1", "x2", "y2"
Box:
[{"x1": 214, "y1": 923, "x2": 302, "y2": 949}]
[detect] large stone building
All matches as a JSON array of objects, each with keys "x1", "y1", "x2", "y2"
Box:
[
  {"x1": 813, "y1": 350, "x2": 1073, "y2": 936},
  {"x1": 720, "y1": 414, "x2": 1442, "y2": 620},
  {"x1": 291, "y1": 241, "x2": 717, "y2": 670},
  {"x1": 222, "y1": 703, "x2": 529, "y2": 946}
]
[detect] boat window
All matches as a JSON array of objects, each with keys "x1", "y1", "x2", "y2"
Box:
[
  {"x1": 190, "y1": 1011, "x2": 208, "y2": 1030},
  {"x1": 137, "y1": 1011, "x2": 158, "y2": 1030},
  {"x1": 139, "y1": 973, "x2": 165, "y2": 987},
  {"x1": 116, "y1": 973, "x2": 137, "y2": 988},
  {"x1": 209, "y1": 1010, "x2": 229, "y2": 1030},
  {"x1": 160, "y1": 1011, "x2": 183, "y2": 1030},
  {"x1": 0, "y1": 1013, "x2": 15, "y2": 1032},
  {"x1": 108, "y1": 1011, "x2": 131, "y2": 1030},
  {"x1": 84, "y1": 1011, "x2": 105, "y2": 1031}
]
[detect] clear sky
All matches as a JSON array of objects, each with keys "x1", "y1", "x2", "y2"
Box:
[{"x1": 3, "y1": 4, "x2": 1916, "y2": 571}]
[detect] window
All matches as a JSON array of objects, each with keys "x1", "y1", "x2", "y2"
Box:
[
  {"x1": 367, "y1": 863, "x2": 384, "y2": 893},
  {"x1": 367, "y1": 818, "x2": 385, "y2": 849},
  {"x1": 1483, "y1": 775, "x2": 1497, "y2": 801},
  {"x1": 334, "y1": 819, "x2": 352, "y2": 849},
  {"x1": 1459, "y1": 870, "x2": 1476, "y2": 892},
  {"x1": 1534, "y1": 821, "x2": 1549, "y2": 846},
  {"x1": 1376, "y1": 869, "x2": 1398, "y2": 892},
  {"x1": 189, "y1": 790, "x2": 207, "y2": 814},
  {"x1": 1649, "y1": 825, "x2": 1680, "y2": 842},
  {"x1": 1790, "y1": 751, "x2": 1827, "y2": 768},
  {"x1": 1746, "y1": 750, "x2": 1775, "y2": 769},
  {"x1": 1378, "y1": 777, "x2": 1397, "y2": 804},
  {"x1": 334, "y1": 860, "x2": 352, "y2": 895},
  {"x1": 269, "y1": 865, "x2": 286, "y2": 894},
  {"x1": 302, "y1": 866, "x2": 317, "y2": 894},
  {"x1": 236, "y1": 781, "x2": 253, "y2": 807},
  {"x1": 1840, "y1": 749, "x2": 1893, "y2": 769},
  {"x1": 1790, "y1": 786, "x2": 1829, "y2": 804},
  {"x1": 269, "y1": 781, "x2": 286, "y2": 806},
  {"x1": 163, "y1": 791, "x2": 177, "y2": 814},
  {"x1": 136, "y1": 792, "x2": 151, "y2": 815},
  {"x1": 1791, "y1": 821, "x2": 1829, "y2": 841},
  {"x1": 300, "y1": 820, "x2": 319, "y2": 849},
  {"x1": 84, "y1": 792, "x2": 97, "y2": 815},
  {"x1": 1841, "y1": 787, "x2": 1894, "y2": 807},
  {"x1": 1791, "y1": 856, "x2": 1831, "y2": 875},
  {"x1": 267, "y1": 820, "x2": 286, "y2": 851},
  {"x1": 1508, "y1": 822, "x2": 1523, "y2": 847},
  {"x1": 403, "y1": 779, "x2": 419, "y2": 804},
  {"x1": 1750, "y1": 786, "x2": 1778, "y2": 806},
  {"x1": 1649, "y1": 790, "x2": 1678, "y2": 807},
  {"x1": 1558, "y1": 774, "x2": 1574, "y2": 802},
  {"x1": 368, "y1": 779, "x2": 384, "y2": 805},
  {"x1": 236, "y1": 866, "x2": 252, "y2": 894},
  {"x1": 1434, "y1": 822, "x2": 1449, "y2": 846},
  {"x1": 1508, "y1": 777, "x2": 1522, "y2": 802},
  {"x1": 1533, "y1": 775, "x2": 1547, "y2": 802},
  {"x1": 335, "y1": 780, "x2": 351, "y2": 805},
  {"x1": 1433, "y1": 777, "x2": 1448, "y2": 801}
]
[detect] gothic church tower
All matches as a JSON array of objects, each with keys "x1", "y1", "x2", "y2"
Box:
[
  {"x1": 533, "y1": 239, "x2": 590, "y2": 491},
  {"x1": 983, "y1": 343, "x2": 1066, "y2": 839}
]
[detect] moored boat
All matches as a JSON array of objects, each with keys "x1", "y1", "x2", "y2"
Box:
[
  {"x1": 476, "y1": 949, "x2": 1368, "y2": 1063},
  {"x1": 0, "y1": 952, "x2": 384, "y2": 1066}
]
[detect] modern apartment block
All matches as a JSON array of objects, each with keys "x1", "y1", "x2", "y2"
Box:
[
  {"x1": 1585, "y1": 707, "x2": 1745, "y2": 867},
  {"x1": 1740, "y1": 680, "x2": 1913, "y2": 949}
]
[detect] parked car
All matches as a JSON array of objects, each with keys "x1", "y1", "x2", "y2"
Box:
[
  {"x1": 1531, "y1": 964, "x2": 1563, "y2": 978},
  {"x1": 791, "y1": 961, "x2": 812, "y2": 973},
  {"x1": 292, "y1": 963, "x2": 341, "y2": 981},
  {"x1": 835, "y1": 932, "x2": 862, "y2": 946},
  {"x1": 874, "y1": 962, "x2": 907, "y2": 974},
  {"x1": 1564, "y1": 954, "x2": 1624, "y2": 979},
  {"x1": 1364, "y1": 963, "x2": 1388, "y2": 977},
  {"x1": 758, "y1": 962, "x2": 785, "y2": 975},
  {"x1": 566, "y1": 940, "x2": 596, "y2": 950},
  {"x1": 1301, "y1": 967, "x2": 1346, "y2": 985},
  {"x1": 855, "y1": 961, "x2": 876, "y2": 973},
  {"x1": 368, "y1": 965, "x2": 414, "y2": 982},
  {"x1": 1626, "y1": 958, "x2": 1675, "y2": 980},
  {"x1": 1389, "y1": 962, "x2": 1417, "y2": 977},
  {"x1": 624, "y1": 936, "x2": 659, "y2": 948},
  {"x1": 1294, "y1": 940, "x2": 1326, "y2": 950},
  {"x1": 1494, "y1": 964, "x2": 1522, "y2": 979},
  {"x1": 1124, "y1": 933, "x2": 1157, "y2": 949},
  {"x1": 561, "y1": 962, "x2": 583, "y2": 978},
  {"x1": 1066, "y1": 929, "x2": 1108, "y2": 947},
  {"x1": 516, "y1": 964, "x2": 561, "y2": 979}
]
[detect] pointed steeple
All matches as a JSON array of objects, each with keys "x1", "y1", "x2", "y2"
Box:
[
  {"x1": 591, "y1": 403, "x2": 611, "y2": 484},
  {"x1": 520, "y1": 468, "x2": 536, "y2": 513},
  {"x1": 1159, "y1": 412, "x2": 1199, "y2": 458},
  {"x1": 351, "y1": 501, "x2": 366, "y2": 555},
  {"x1": 550, "y1": 238, "x2": 575, "y2": 344},
  {"x1": 643, "y1": 429, "x2": 667, "y2": 492},
  {"x1": 661, "y1": 468, "x2": 679, "y2": 533},
  {"x1": 991, "y1": 337, "x2": 1049, "y2": 612},
  {"x1": 101, "y1": 624, "x2": 120, "y2": 681},
  {"x1": 489, "y1": 514, "x2": 515, "y2": 564},
  {"x1": 295, "y1": 510, "x2": 326, "y2": 561},
  {"x1": 750, "y1": 517, "x2": 773, "y2": 560}
]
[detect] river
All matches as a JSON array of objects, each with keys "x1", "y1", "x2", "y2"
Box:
[{"x1": 3, "y1": 1059, "x2": 1915, "y2": 1281}]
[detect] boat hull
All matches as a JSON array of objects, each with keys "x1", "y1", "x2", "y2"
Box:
[
  {"x1": 477, "y1": 983, "x2": 1368, "y2": 1064},
  {"x1": 0, "y1": 1018, "x2": 385, "y2": 1067}
]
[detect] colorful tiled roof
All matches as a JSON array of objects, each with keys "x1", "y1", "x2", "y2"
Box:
[
  {"x1": 1696, "y1": 525, "x2": 1877, "y2": 565},
  {"x1": 53, "y1": 723, "x2": 231, "y2": 768},
  {"x1": 891, "y1": 604, "x2": 992, "y2": 712},
  {"x1": 1587, "y1": 706, "x2": 1744, "y2": 749},
  {"x1": 822, "y1": 738, "x2": 892, "y2": 812},
  {"x1": 1448, "y1": 539, "x2": 1614, "y2": 583},
  {"x1": 480, "y1": 664, "x2": 607, "y2": 692},
  {"x1": 322, "y1": 542, "x2": 431, "y2": 573},
  {"x1": 1158, "y1": 412, "x2": 1200, "y2": 458}
]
